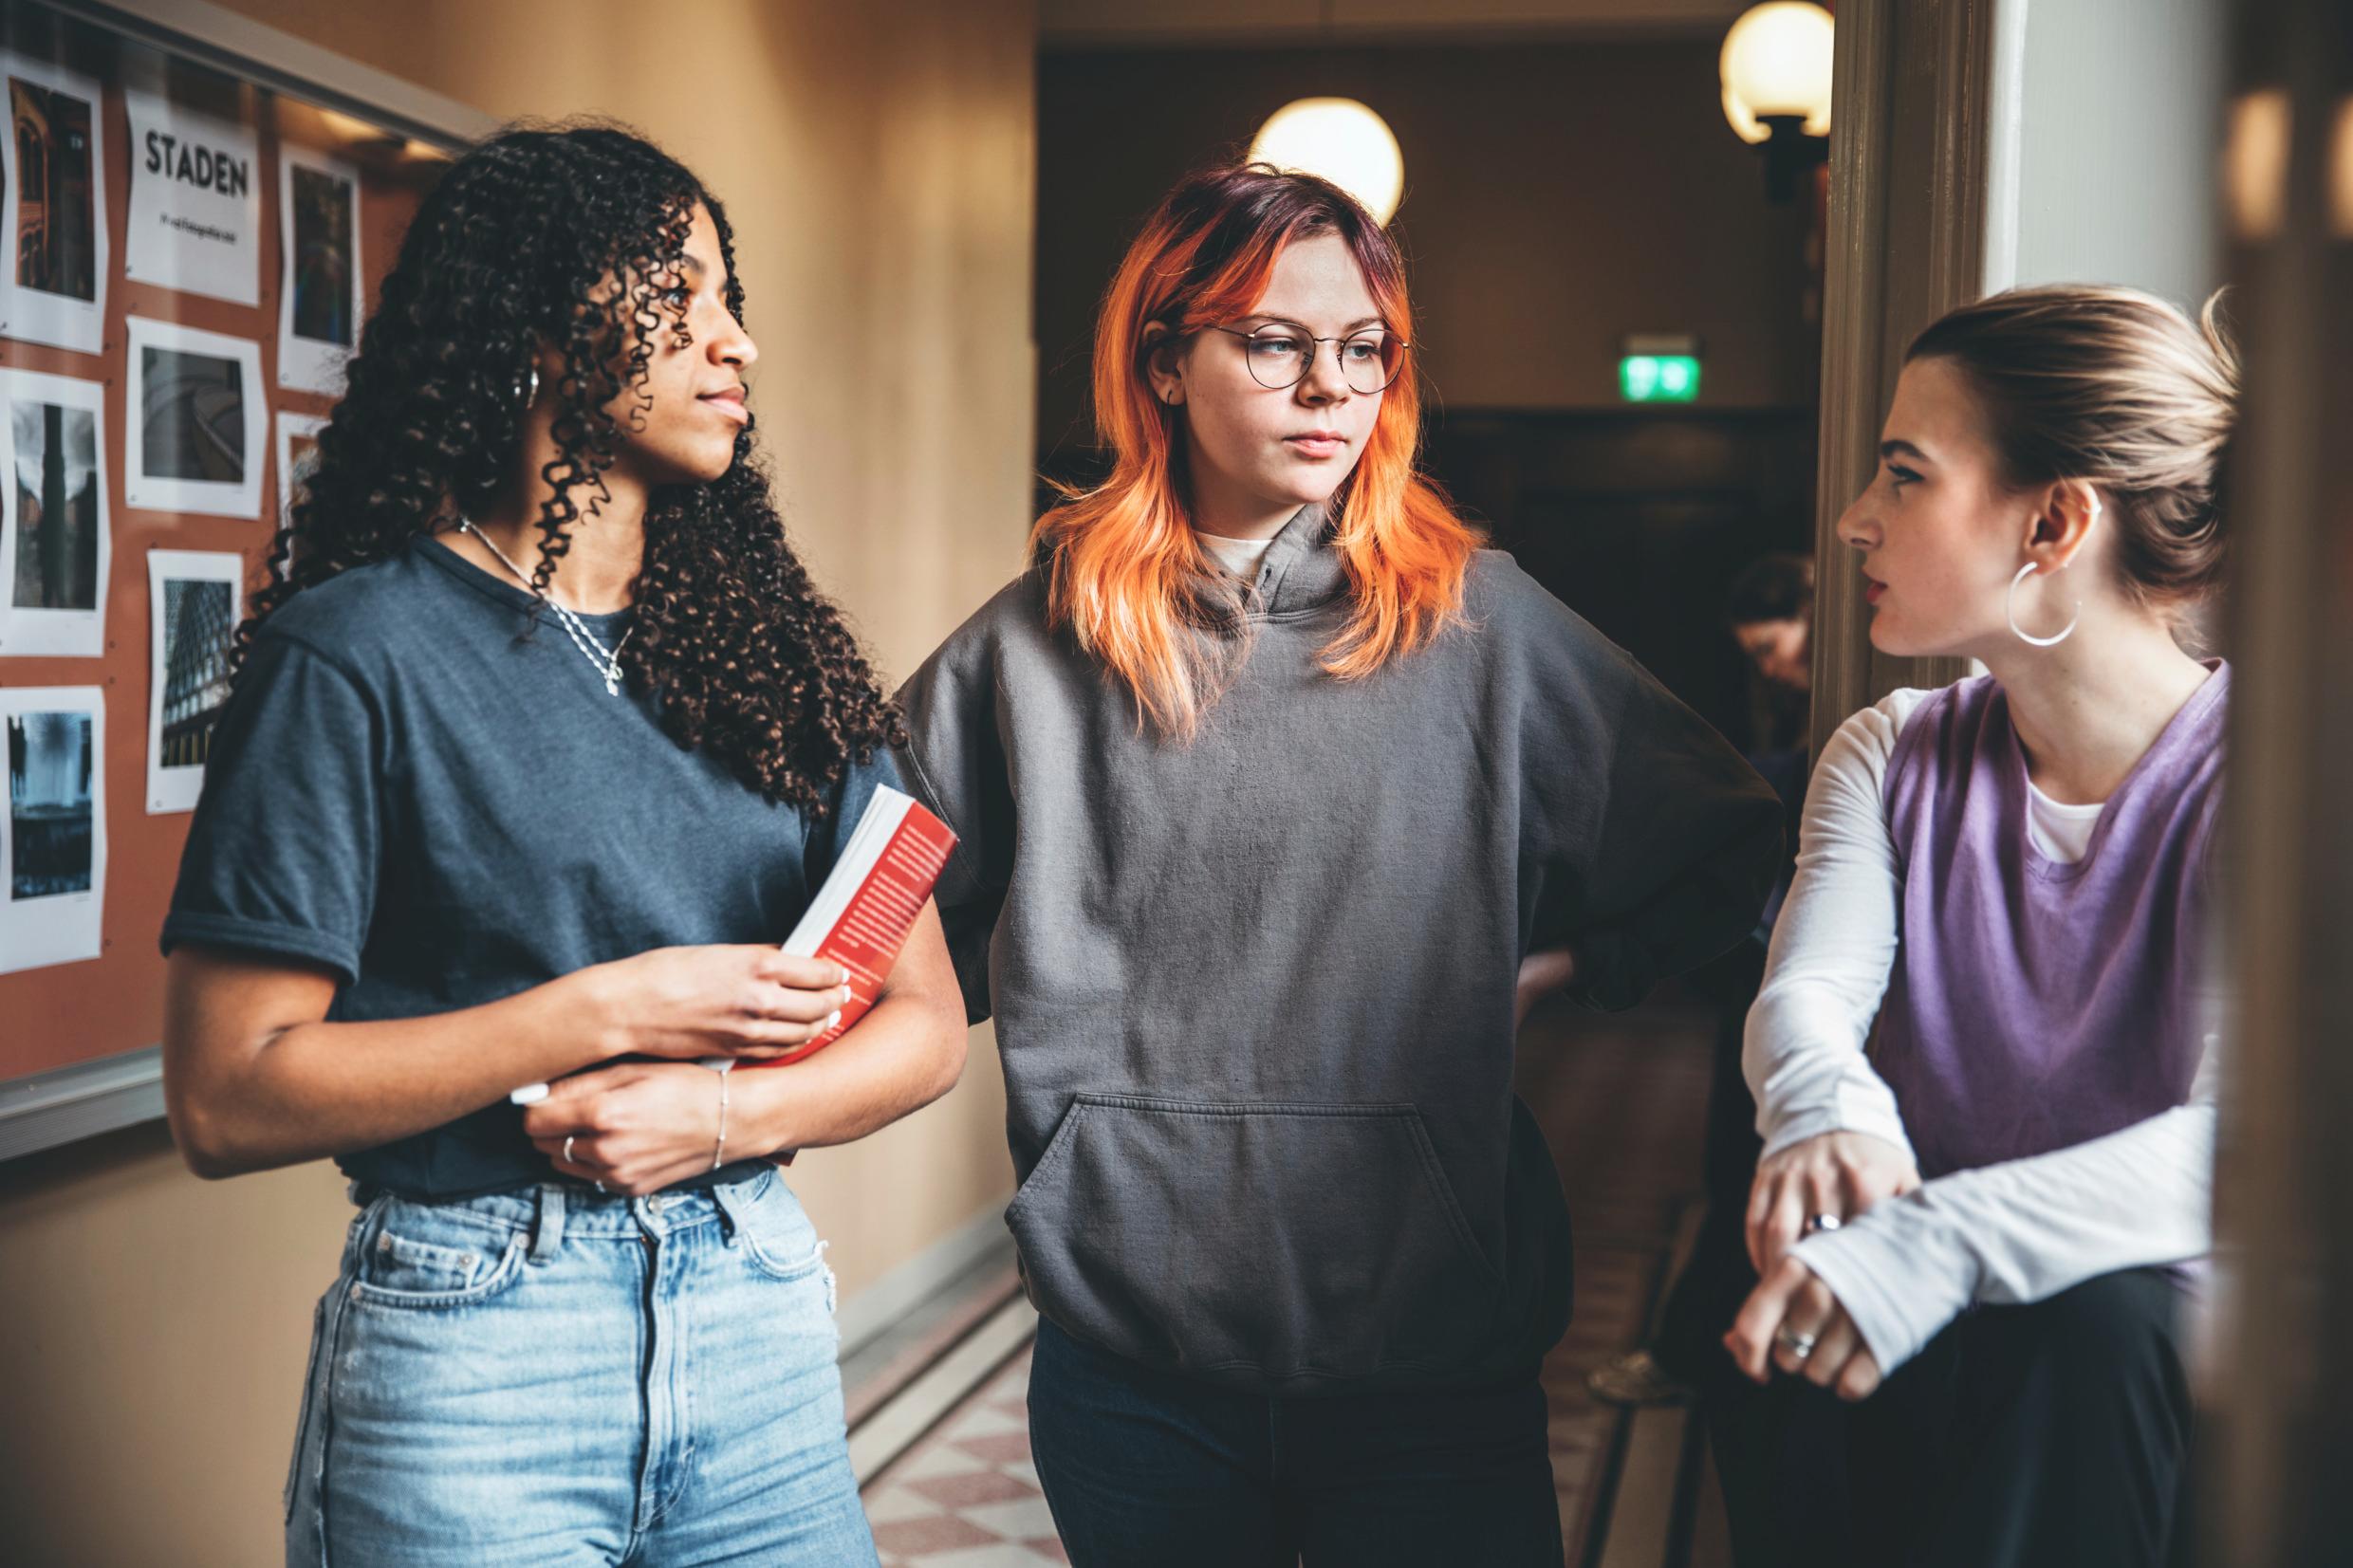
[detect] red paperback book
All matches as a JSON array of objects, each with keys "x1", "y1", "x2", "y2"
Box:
[
  {"x1": 749, "y1": 784, "x2": 957, "y2": 1068},
  {"x1": 508, "y1": 785, "x2": 954, "y2": 1106}
]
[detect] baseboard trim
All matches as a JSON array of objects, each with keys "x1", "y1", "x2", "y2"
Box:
[
  {"x1": 835, "y1": 1199, "x2": 1012, "y2": 1361},
  {"x1": 848, "y1": 1291, "x2": 1037, "y2": 1485}
]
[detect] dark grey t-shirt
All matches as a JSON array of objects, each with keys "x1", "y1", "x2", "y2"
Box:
[{"x1": 163, "y1": 535, "x2": 898, "y2": 1200}]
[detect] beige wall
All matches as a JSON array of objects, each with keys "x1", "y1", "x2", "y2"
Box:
[
  {"x1": 0, "y1": 3, "x2": 1035, "y2": 1562},
  {"x1": 2007, "y1": 0, "x2": 2225, "y2": 304}
]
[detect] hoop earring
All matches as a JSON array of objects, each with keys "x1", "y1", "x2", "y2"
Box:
[
  {"x1": 2007, "y1": 563, "x2": 2080, "y2": 647},
  {"x1": 514, "y1": 363, "x2": 540, "y2": 414}
]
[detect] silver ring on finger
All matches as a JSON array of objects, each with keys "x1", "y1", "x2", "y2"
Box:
[
  {"x1": 1775, "y1": 1325, "x2": 1819, "y2": 1361},
  {"x1": 1804, "y1": 1212, "x2": 1842, "y2": 1235},
  {"x1": 563, "y1": 1134, "x2": 575, "y2": 1165}
]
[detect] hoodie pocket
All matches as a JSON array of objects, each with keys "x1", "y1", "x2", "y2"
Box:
[{"x1": 1005, "y1": 1094, "x2": 1502, "y2": 1386}]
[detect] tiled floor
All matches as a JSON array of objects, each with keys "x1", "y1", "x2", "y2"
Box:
[
  {"x1": 1518, "y1": 997, "x2": 1717, "y2": 1560},
  {"x1": 857, "y1": 995, "x2": 1716, "y2": 1566},
  {"x1": 861, "y1": 1344, "x2": 1064, "y2": 1567}
]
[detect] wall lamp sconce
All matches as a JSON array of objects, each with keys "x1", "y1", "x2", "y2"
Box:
[{"x1": 1721, "y1": 2, "x2": 1834, "y2": 201}]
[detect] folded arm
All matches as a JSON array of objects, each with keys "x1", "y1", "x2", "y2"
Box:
[{"x1": 1793, "y1": 1048, "x2": 2217, "y2": 1374}]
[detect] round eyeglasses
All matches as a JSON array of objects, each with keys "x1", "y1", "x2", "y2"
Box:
[{"x1": 1206, "y1": 322, "x2": 1409, "y2": 396}]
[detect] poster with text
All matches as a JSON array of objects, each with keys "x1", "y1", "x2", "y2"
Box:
[
  {"x1": 121, "y1": 53, "x2": 262, "y2": 306},
  {"x1": 125, "y1": 316, "x2": 266, "y2": 518},
  {"x1": 0, "y1": 54, "x2": 109, "y2": 355},
  {"x1": 277, "y1": 145, "x2": 361, "y2": 394},
  {"x1": 146, "y1": 550, "x2": 241, "y2": 814},
  {"x1": 0, "y1": 684, "x2": 105, "y2": 975},
  {"x1": 0, "y1": 369, "x2": 109, "y2": 657}
]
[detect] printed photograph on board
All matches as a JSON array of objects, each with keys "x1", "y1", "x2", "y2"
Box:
[
  {"x1": 10, "y1": 77, "x2": 97, "y2": 301},
  {"x1": 277, "y1": 146, "x2": 361, "y2": 393},
  {"x1": 145, "y1": 549, "x2": 241, "y2": 814},
  {"x1": 124, "y1": 316, "x2": 267, "y2": 518},
  {"x1": 274, "y1": 410, "x2": 324, "y2": 579},
  {"x1": 0, "y1": 683, "x2": 104, "y2": 973},
  {"x1": 8, "y1": 707, "x2": 93, "y2": 898},
  {"x1": 290, "y1": 164, "x2": 352, "y2": 341},
  {"x1": 0, "y1": 368, "x2": 108, "y2": 658},
  {"x1": 0, "y1": 55, "x2": 108, "y2": 354},
  {"x1": 276, "y1": 410, "x2": 324, "y2": 524},
  {"x1": 9, "y1": 397, "x2": 99, "y2": 609},
  {"x1": 143, "y1": 345, "x2": 248, "y2": 482}
]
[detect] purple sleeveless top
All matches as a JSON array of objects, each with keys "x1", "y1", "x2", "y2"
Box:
[{"x1": 1876, "y1": 665, "x2": 2228, "y2": 1181}]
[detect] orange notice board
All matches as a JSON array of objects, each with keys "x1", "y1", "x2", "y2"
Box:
[{"x1": 0, "y1": 1, "x2": 461, "y2": 1150}]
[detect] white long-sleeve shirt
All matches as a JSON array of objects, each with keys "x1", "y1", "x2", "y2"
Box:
[{"x1": 1744, "y1": 690, "x2": 2218, "y2": 1373}]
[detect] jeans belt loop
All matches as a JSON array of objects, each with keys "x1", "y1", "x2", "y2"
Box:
[
  {"x1": 529, "y1": 1182, "x2": 567, "y2": 1264},
  {"x1": 710, "y1": 1177, "x2": 739, "y2": 1245}
]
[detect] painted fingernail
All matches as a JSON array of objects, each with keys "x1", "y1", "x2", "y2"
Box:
[
  {"x1": 841, "y1": 984, "x2": 855, "y2": 1005},
  {"x1": 826, "y1": 1010, "x2": 842, "y2": 1030},
  {"x1": 838, "y1": 966, "x2": 852, "y2": 987}
]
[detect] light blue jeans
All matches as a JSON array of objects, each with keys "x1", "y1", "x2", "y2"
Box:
[{"x1": 285, "y1": 1170, "x2": 877, "y2": 1566}]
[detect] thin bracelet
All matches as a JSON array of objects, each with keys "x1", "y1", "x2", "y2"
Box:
[{"x1": 711, "y1": 1068, "x2": 731, "y2": 1172}]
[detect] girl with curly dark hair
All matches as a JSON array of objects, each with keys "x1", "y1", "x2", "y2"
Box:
[{"x1": 158, "y1": 123, "x2": 961, "y2": 1565}]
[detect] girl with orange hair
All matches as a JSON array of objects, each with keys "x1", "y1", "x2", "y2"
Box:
[{"x1": 897, "y1": 165, "x2": 1782, "y2": 1565}]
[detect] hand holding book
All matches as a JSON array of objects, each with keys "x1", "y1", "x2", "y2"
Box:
[
  {"x1": 510, "y1": 785, "x2": 957, "y2": 1106},
  {"x1": 745, "y1": 784, "x2": 958, "y2": 1067}
]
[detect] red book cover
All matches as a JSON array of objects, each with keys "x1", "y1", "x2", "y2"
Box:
[
  {"x1": 507, "y1": 786, "x2": 955, "y2": 1109},
  {"x1": 748, "y1": 785, "x2": 957, "y2": 1068}
]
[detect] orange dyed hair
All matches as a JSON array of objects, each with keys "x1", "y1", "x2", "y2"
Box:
[{"x1": 1034, "y1": 163, "x2": 1480, "y2": 738}]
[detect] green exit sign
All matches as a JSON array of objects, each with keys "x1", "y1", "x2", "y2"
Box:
[{"x1": 1620, "y1": 353, "x2": 1701, "y2": 403}]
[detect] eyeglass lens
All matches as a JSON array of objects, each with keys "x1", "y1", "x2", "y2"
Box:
[{"x1": 1239, "y1": 326, "x2": 1403, "y2": 394}]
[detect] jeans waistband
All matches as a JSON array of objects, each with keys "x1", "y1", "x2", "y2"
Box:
[{"x1": 347, "y1": 1169, "x2": 776, "y2": 1250}]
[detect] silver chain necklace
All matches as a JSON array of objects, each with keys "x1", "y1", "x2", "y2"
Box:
[{"x1": 457, "y1": 521, "x2": 635, "y2": 696}]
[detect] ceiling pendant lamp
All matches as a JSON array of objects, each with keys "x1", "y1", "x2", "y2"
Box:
[{"x1": 1249, "y1": 96, "x2": 1404, "y2": 224}]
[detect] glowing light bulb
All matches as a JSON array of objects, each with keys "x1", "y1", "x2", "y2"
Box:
[
  {"x1": 1720, "y1": 3, "x2": 1834, "y2": 141},
  {"x1": 1249, "y1": 98, "x2": 1405, "y2": 224}
]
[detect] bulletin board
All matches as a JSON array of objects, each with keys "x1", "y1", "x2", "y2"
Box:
[{"x1": 0, "y1": 0, "x2": 484, "y2": 1155}]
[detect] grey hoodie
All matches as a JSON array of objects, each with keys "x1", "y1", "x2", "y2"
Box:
[{"x1": 896, "y1": 508, "x2": 1781, "y2": 1395}]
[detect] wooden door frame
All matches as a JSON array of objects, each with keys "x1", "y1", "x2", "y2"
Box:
[
  {"x1": 2208, "y1": 0, "x2": 2353, "y2": 1558},
  {"x1": 1821, "y1": 2, "x2": 2353, "y2": 1556},
  {"x1": 1806, "y1": 0, "x2": 2018, "y2": 756}
]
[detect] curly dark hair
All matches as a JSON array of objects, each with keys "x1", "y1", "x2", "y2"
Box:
[{"x1": 249, "y1": 120, "x2": 902, "y2": 812}]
